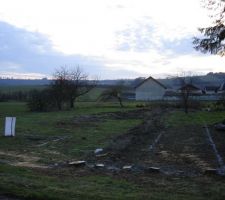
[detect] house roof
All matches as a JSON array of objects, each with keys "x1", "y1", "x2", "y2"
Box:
[
  {"x1": 135, "y1": 76, "x2": 167, "y2": 89},
  {"x1": 205, "y1": 85, "x2": 220, "y2": 91},
  {"x1": 178, "y1": 83, "x2": 203, "y2": 91}
]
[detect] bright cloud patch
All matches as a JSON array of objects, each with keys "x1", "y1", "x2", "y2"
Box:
[{"x1": 0, "y1": 0, "x2": 225, "y2": 79}]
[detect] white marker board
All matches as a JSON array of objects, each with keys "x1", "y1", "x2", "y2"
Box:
[{"x1": 4, "y1": 117, "x2": 16, "y2": 137}]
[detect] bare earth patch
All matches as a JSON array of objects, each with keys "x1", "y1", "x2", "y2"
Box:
[
  {"x1": 79, "y1": 108, "x2": 220, "y2": 176},
  {"x1": 0, "y1": 151, "x2": 48, "y2": 169}
]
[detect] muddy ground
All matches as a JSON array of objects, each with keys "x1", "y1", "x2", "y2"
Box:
[
  {"x1": 80, "y1": 108, "x2": 223, "y2": 176},
  {"x1": 209, "y1": 125, "x2": 225, "y2": 169},
  {"x1": 2, "y1": 107, "x2": 223, "y2": 177},
  {"x1": 2, "y1": 107, "x2": 225, "y2": 200},
  {"x1": 56, "y1": 108, "x2": 151, "y2": 127}
]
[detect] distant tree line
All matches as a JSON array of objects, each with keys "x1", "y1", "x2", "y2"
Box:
[
  {"x1": 0, "y1": 90, "x2": 30, "y2": 102},
  {"x1": 0, "y1": 66, "x2": 130, "y2": 112}
]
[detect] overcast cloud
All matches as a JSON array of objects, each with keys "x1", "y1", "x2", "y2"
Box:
[{"x1": 0, "y1": 0, "x2": 225, "y2": 79}]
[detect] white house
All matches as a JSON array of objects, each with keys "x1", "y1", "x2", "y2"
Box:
[{"x1": 135, "y1": 76, "x2": 167, "y2": 101}]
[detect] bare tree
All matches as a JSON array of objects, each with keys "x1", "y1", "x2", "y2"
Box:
[
  {"x1": 51, "y1": 67, "x2": 69, "y2": 110},
  {"x1": 177, "y1": 74, "x2": 201, "y2": 114},
  {"x1": 98, "y1": 82, "x2": 124, "y2": 107},
  {"x1": 66, "y1": 67, "x2": 97, "y2": 108},
  {"x1": 178, "y1": 77, "x2": 193, "y2": 114},
  {"x1": 51, "y1": 66, "x2": 97, "y2": 110}
]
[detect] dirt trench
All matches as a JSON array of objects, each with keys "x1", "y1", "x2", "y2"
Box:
[
  {"x1": 86, "y1": 108, "x2": 219, "y2": 176},
  {"x1": 85, "y1": 108, "x2": 165, "y2": 169},
  {"x1": 102, "y1": 108, "x2": 164, "y2": 164}
]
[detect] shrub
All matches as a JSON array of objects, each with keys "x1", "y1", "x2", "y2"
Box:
[{"x1": 212, "y1": 94, "x2": 225, "y2": 111}]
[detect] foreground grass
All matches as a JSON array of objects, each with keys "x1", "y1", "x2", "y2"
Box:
[
  {"x1": 1, "y1": 163, "x2": 225, "y2": 200},
  {"x1": 0, "y1": 164, "x2": 143, "y2": 200},
  {"x1": 0, "y1": 102, "x2": 146, "y2": 199},
  {"x1": 0, "y1": 102, "x2": 141, "y2": 162},
  {"x1": 1, "y1": 103, "x2": 225, "y2": 199}
]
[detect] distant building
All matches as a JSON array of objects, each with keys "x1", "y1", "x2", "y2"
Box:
[
  {"x1": 135, "y1": 76, "x2": 167, "y2": 101},
  {"x1": 135, "y1": 76, "x2": 224, "y2": 101},
  {"x1": 177, "y1": 84, "x2": 204, "y2": 94}
]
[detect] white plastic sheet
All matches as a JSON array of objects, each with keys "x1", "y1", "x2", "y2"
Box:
[{"x1": 4, "y1": 117, "x2": 16, "y2": 137}]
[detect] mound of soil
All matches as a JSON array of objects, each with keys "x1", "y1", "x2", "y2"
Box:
[{"x1": 74, "y1": 109, "x2": 151, "y2": 122}]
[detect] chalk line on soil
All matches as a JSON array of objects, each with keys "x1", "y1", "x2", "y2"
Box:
[
  {"x1": 203, "y1": 122, "x2": 225, "y2": 175},
  {"x1": 149, "y1": 132, "x2": 163, "y2": 151}
]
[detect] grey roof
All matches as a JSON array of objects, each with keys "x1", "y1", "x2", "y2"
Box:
[{"x1": 135, "y1": 76, "x2": 167, "y2": 89}]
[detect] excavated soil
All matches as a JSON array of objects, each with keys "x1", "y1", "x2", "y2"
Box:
[
  {"x1": 2, "y1": 108, "x2": 225, "y2": 200},
  {"x1": 84, "y1": 108, "x2": 220, "y2": 176},
  {"x1": 209, "y1": 126, "x2": 225, "y2": 165},
  {"x1": 3, "y1": 108, "x2": 222, "y2": 178}
]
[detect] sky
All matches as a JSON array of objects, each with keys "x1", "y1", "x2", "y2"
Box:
[{"x1": 0, "y1": 0, "x2": 225, "y2": 79}]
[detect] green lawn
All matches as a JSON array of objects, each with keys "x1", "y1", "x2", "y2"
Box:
[
  {"x1": 0, "y1": 164, "x2": 143, "y2": 200},
  {"x1": 0, "y1": 102, "x2": 145, "y2": 199},
  {"x1": 0, "y1": 102, "x2": 141, "y2": 162},
  {"x1": 1, "y1": 103, "x2": 225, "y2": 200},
  {"x1": 1, "y1": 163, "x2": 225, "y2": 200}
]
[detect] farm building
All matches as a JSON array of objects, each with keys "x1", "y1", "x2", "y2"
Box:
[
  {"x1": 134, "y1": 75, "x2": 225, "y2": 101},
  {"x1": 135, "y1": 76, "x2": 167, "y2": 101}
]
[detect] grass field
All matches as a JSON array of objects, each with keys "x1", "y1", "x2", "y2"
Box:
[
  {"x1": 166, "y1": 110, "x2": 225, "y2": 127},
  {"x1": 0, "y1": 102, "x2": 225, "y2": 200},
  {"x1": 0, "y1": 102, "x2": 141, "y2": 162}
]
